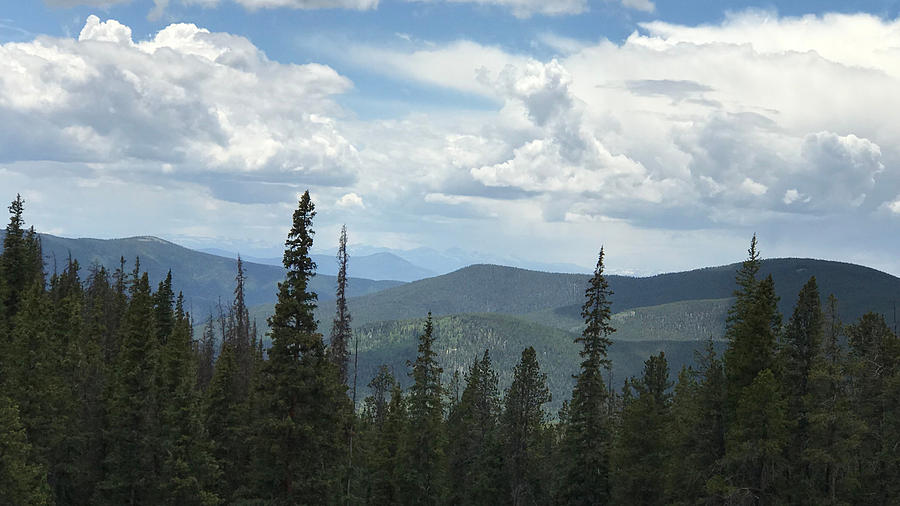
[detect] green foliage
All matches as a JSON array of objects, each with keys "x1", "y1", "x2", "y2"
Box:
[
  {"x1": 724, "y1": 368, "x2": 789, "y2": 504},
  {"x1": 446, "y1": 349, "x2": 505, "y2": 505},
  {"x1": 665, "y1": 340, "x2": 726, "y2": 505},
  {"x1": 329, "y1": 224, "x2": 352, "y2": 384},
  {"x1": 97, "y1": 268, "x2": 162, "y2": 504},
  {"x1": 251, "y1": 190, "x2": 350, "y2": 504},
  {"x1": 612, "y1": 352, "x2": 672, "y2": 506},
  {"x1": 804, "y1": 295, "x2": 860, "y2": 505},
  {"x1": 400, "y1": 313, "x2": 446, "y2": 504},
  {"x1": 500, "y1": 346, "x2": 551, "y2": 506},
  {"x1": 0, "y1": 395, "x2": 52, "y2": 505},
  {"x1": 846, "y1": 312, "x2": 900, "y2": 503},
  {"x1": 557, "y1": 249, "x2": 614, "y2": 505},
  {"x1": 777, "y1": 276, "x2": 824, "y2": 502}
]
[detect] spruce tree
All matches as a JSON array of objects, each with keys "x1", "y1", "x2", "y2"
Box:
[
  {"x1": 0, "y1": 395, "x2": 52, "y2": 505},
  {"x1": 0, "y1": 195, "x2": 43, "y2": 325},
  {"x1": 158, "y1": 295, "x2": 220, "y2": 505},
  {"x1": 805, "y1": 295, "x2": 860, "y2": 504},
  {"x1": 777, "y1": 276, "x2": 824, "y2": 500},
  {"x1": 251, "y1": 190, "x2": 350, "y2": 504},
  {"x1": 330, "y1": 224, "x2": 352, "y2": 384},
  {"x1": 722, "y1": 236, "x2": 786, "y2": 503},
  {"x1": 846, "y1": 312, "x2": 900, "y2": 503},
  {"x1": 447, "y1": 349, "x2": 504, "y2": 505},
  {"x1": 666, "y1": 340, "x2": 726, "y2": 505},
  {"x1": 401, "y1": 313, "x2": 446, "y2": 505},
  {"x1": 612, "y1": 352, "x2": 671, "y2": 506},
  {"x1": 205, "y1": 259, "x2": 255, "y2": 502},
  {"x1": 724, "y1": 236, "x2": 781, "y2": 404},
  {"x1": 97, "y1": 267, "x2": 162, "y2": 505},
  {"x1": 558, "y1": 248, "x2": 615, "y2": 505},
  {"x1": 366, "y1": 380, "x2": 407, "y2": 506},
  {"x1": 500, "y1": 346, "x2": 551, "y2": 506}
]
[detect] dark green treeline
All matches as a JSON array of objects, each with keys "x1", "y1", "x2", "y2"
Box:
[{"x1": 2, "y1": 194, "x2": 899, "y2": 505}]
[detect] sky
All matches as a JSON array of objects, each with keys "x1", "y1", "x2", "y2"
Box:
[{"x1": 2, "y1": 0, "x2": 900, "y2": 276}]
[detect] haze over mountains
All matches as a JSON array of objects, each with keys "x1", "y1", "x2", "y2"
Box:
[
  {"x1": 15, "y1": 231, "x2": 900, "y2": 408},
  {"x1": 201, "y1": 245, "x2": 592, "y2": 280}
]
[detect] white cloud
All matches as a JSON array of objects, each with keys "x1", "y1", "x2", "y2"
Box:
[
  {"x1": 8, "y1": 11, "x2": 900, "y2": 276},
  {"x1": 1, "y1": 15, "x2": 358, "y2": 184},
  {"x1": 336, "y1": 192, "x2": 365, "y2": 208},
  {"x1": 740, "y1": 177, "x2": 767, "y2": 196},
  {"x1": 887, "y1": 197, "x2": 900, "y2": 215}
]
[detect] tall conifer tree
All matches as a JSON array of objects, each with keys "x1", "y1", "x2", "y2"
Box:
[
  {"x1": 401, "y1": 313, "x2": 446, "y2": 505},
  {"x1": 558, "y1": 248, "x2": 615, "y2": 505},
  {"x1": 777, "y1": 276, "x2": 824, "y2": 499},
  {"x1": 251, "y1": 190, "x2": 350, "y2": 504},
  {"x1": 97, "y1": 266, "x2": 161, "y2": 505},
  {"x1": 501, "y1": 346, "x2": 551, "y2": 506},
  {"x1": 330, "y1": 224, "x2": 352, "y2": 384},
  {"x1": 612, "y1": 352, "x2": 672, "y2": 506}
]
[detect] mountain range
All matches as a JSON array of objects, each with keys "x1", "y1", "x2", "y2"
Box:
[{"x1": 7, "y1": 231, "x2": 900, "y2": 408}]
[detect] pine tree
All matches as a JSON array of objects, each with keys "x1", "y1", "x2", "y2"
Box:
[
  {"x1": 500, "y1": 346, "x2": 552, "y2": 506},
  {"x1": 251, "y1": 190, "x2": 350, "y2": 504},
  {"x1": 0, "y1": 395, "x2": 52, "y2": 505},
  {"x1": 724, "y1": 369, "x2": 789, "y2": 504},
  {"x1": 366, "y1": 380, "x2": 407, "y2": 505},
  {"x1": 777, "y1": 276, "x2": 824, "y2": 501},
  {"x1": 158, "y1": 295, "x2": 220, "y2": 505},
  {"x1": 666, "y1": 340, "x2": 726, "y2": 505},
  {"x1": 612, "y1": 352, "x2": 671, "y2": 506},
  {"x1": 558, "y1": 248, "x2": 615, "y2": 505},
  {"x1": 401, "y1": 313, "x2": 446, "y2": 505},
  {"x1": 805, "y1": 295, "x2": 861, "y2": 504},
  {"x1": 846, "y1": 312, "x2": 900, "y2": 503},
  {"x1": 96, "y1": 267, "x2": 161, "y2": 505},
  {"x1": 0, "y1": 195, "x2": 44, "y2": 326},
  {"x1": 153, "y1": 271, "x2": 175, "y2": 344},
  {"x1": 205, "y1": 259, "x2": 255, "y2": 502},
  {"x1": 722, "y1": 236, "x2": 786, "y2": 504},
  {"x1": 724, "y1": 236, "x2": 781, "y2": 404},
  {"x1": 196, "y1": 314, "x2": 216, "y2": 392},
  {"x1": 330, "y1": 224, "x2": 352, "y2": 384},
  {"x1": 447, "y1": 349, "x2": 504, "y2": 505}
]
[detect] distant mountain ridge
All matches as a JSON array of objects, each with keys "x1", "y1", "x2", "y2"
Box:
[
  {"x1": 201, "y1": 247, "x2": 437, "y2": 282},
  {"x1": 0, "y1": 233, "x2": 404, "y2": 315},
  {"x1": 315, "y1": 259, "x2": 900, "y2": 330}
]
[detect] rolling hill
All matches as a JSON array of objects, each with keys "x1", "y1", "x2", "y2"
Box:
[
  {"x1": 314, "y1": 259, "x2": 900, "y2": 332},
  {"x1": 201, "y1": 248, "x2": 437, "y2": 283},
  {"x1": 7, "y1": 233, "x2": 404, "y2": 315}
]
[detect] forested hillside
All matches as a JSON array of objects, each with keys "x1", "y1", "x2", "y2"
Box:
[
  {"x1": 3, "y1": 193, "x2": 900, "y2": 505},
  {"x1": 0, "y1": 231, "x2": 404, "y2": 313},
  {"x1": 315, "y1": 259, "x2": 900, "y2": 329}
]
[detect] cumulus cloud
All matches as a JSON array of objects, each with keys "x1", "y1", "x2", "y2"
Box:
[
  {"x1": 336, "y1": 192, "x2": 365, "y2": 208},
  {"x1": 0, "y1": 15, "x2": 358, "y2": 187},
  {"x1": 8, "y1": 11, "x2": 900, "y2": 275},
  {"x1": 342, "y1": 11, "x2": 900, "y2": 229}
]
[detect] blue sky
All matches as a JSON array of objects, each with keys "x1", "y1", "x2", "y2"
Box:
[{"x1": 2, "y1": 0, "x2": 900, "y2": 275}]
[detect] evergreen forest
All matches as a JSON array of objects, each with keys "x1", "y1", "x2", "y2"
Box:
[{"x1": 2, "y1": 191, "x2": 900, "y2": 506}]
